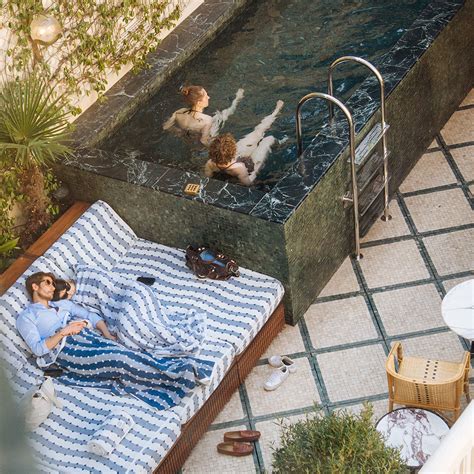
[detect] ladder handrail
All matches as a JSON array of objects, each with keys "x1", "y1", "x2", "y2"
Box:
[
  {"x1": 327, "y1": 56, "x2": 389, "y2": 220},
  {"x1": 296, "y1": 92, "x2": 362, "y2": 259}
]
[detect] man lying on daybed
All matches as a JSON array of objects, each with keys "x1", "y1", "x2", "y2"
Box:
[{"x1": 16, "y1": 271, "x2": 213, "y2": 411}]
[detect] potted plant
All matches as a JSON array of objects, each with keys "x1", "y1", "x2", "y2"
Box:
[
  {"x1": 272, "y1": 404, "x2": 406, "y2": 473},
  {"x1": 0, "y1": 75, "x2": 71, "y2": 251}
]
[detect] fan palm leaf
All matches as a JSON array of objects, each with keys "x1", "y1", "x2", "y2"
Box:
[{"x1": 0, "y1": 76, "x2": 72, "y2": 169}]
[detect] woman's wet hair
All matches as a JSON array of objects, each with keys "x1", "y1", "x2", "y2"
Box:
[
  {"x1": 209, "y1": 133, "x2": 237, "y2": 166},
  {"x1": 52, "y1": 279, "x2": 71, "y2": 301},
  {"x1": 180, "y1": 85, "x2": 205, "y2": 107}
]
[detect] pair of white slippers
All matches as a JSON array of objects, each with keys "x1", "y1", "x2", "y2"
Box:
[{"x1": 263, "y1": 356, "x2": 296, "y2": 391}]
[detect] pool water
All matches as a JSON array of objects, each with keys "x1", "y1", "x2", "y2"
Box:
[{"x1": 102, "y1": 0, "x2": 430, "y2": 189}]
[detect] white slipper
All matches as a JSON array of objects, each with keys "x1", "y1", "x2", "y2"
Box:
[
  {"x1": 268, "y1": 355, "x2": 296, "y2": 373},
  {"x1": 264, "y1": 365, "x2": 290, "y2": 391}
]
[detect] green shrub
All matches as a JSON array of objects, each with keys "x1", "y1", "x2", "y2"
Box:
[{"x1": 272, "y1": 405, "x2": 406, "y2": 474}]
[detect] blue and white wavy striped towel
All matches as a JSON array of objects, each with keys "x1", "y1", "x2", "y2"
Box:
[
  {"x1": 87, "y1": 410, "x2": 135, "y2": 457},
  {"x1": 74, "y1": 265, "x2": 207, "y2": 356}
]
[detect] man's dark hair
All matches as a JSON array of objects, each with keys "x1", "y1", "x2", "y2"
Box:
[{"x1": 25, "y1": 272, "x2": 55, "y2": 300}]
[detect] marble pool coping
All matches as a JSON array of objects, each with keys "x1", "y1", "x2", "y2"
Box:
[{"x1": 67, "y1": 0, "x2": 466, "y2": 224}]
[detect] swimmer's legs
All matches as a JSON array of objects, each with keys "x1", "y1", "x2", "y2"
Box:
[
  {"x1": 210, "y1": 88, "x2": 245, "y2": 137},
  {"x1": 236, "y1": 100, "x2": 284, "y2": 156},
  {"x1": 248, "y1": 136, "x2": 276, "y2": 182}
]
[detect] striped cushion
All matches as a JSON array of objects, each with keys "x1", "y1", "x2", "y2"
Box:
[
  {"x1": 42, "y1": 201, "x2": 137, "y2": 276},
  {"x1": 11, "y1": 364, "x2": 181, "y2": 473},
  {"x1": 113, "y1": 238, "x2": 284, "y2": 354}
]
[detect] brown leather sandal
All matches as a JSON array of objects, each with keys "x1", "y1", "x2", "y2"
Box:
[
  {"x1": 223, "y1": 430, "x2": 261, "y2": 442},
  {"x1": 217, "y1": 442, "x2": 254, "y2": 456}
]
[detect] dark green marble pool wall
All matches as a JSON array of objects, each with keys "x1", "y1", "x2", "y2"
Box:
[
  {"x1": 54, "y1": 163, "x2": 291, "y2": 302},
  {"x1": 385, "y1": 0, "x2": 474, "y2": 194},
  {"x1": 282, "y1": 0, "x2": 474, "y2": 321}
]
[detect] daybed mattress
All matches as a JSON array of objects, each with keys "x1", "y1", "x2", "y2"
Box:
[
  {"x1": 1, "y1": 258, "x2": 181, "y2": 473},
  {"x1": 0, "y1": 200, "x2": 285, "y2": 470}
]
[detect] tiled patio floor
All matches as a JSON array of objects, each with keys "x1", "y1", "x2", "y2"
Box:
[{"x1": 182, "y1": 89, "x2": 474, "y2": 473}]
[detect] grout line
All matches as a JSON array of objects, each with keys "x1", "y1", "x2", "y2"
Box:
[
  {"x1": 395, "y1": 189, "x2": 445, "y2": 298},
  {"x1": 437, "y1": 134, "x2": 473, "y2": 207},
  {"x1": 298, "y1": 318, "x2": 332, "y2": 411},
  {"x1": 400, "y1": 183, "x2": 461, "y2": 198},
  {"x1": 350, "y1": 255, "x2": 391, "y2": 351},
  {"x1": 361, "y1": 223, "x2": 474, "y2": 249},
  {"x1": 446, "y1": 140, "x2": 474, "y2": 149},
  {"x1": 457, "y1": 104, "x2": 474, "y2": 111}
]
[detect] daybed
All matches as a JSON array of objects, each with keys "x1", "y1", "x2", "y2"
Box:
[{"x1": 0, "y1": 201, "x2": 285, "y2": 473}]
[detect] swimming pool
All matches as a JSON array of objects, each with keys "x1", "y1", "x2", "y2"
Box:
[
  {"x1": 60, "y1": 0, "x2": 472, "y2": 323},
  {"x1": 101, "y1": 0, "x2": 430, "y2": 188}
]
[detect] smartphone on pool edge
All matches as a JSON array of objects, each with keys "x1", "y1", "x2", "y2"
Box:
[{"x1": 137, "y1": 276, "x2": 156, "y2": 286}]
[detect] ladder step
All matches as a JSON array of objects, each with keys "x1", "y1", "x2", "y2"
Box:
[
  {"x1": 357, "y1": 151, "x2": 390, "y2": 193},
  {"x1": 352, "y1": 122, "x2": 390, "y2": 166},
  {"x1": 358, "y1": 173, "x2": 390, "y2": 216}
]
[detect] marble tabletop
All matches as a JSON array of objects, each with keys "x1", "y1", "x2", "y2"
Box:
[
  {"x1": 442, "y1": 279, "x2": 474, "y2": 342},
  {"x1": 376, "y1": 408, "x2": 449, "y2": 468}
]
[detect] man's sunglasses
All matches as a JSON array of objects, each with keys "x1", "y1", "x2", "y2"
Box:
[{"x1": 40, "y1": 278, "x2": 55, "y2": 287}]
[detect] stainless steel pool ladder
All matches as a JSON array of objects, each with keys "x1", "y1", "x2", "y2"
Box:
[{"x1": 295, "y1": 56, "x2": 391, "y2": 259}]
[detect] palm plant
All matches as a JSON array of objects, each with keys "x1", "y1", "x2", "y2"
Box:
[{"x1": 0, "y1": 76, "x2": 72, "y2": 246}]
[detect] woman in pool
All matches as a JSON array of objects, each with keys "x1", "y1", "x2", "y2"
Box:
[
  {"x1": 204, "y1": 100, "x2": 284, "y2": 186},
  {"x1": 163, "y1": 85, "x2": 244, "y2": 146}
]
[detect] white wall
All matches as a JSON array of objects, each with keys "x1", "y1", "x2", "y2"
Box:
[{"x1": 0, "y1": 0, "x2": 203, "y2": 120}]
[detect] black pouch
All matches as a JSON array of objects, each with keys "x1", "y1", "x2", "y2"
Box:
[
  {"x1": 185, "y1": 246, "x2": 240, "y2": 280},
  {"x1": 43, "y1": 364, "x2": 64, "y2": 378}
]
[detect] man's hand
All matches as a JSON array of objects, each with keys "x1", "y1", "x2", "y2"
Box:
[{"x1": 60, "y1": 321, "x2": 87, "y2": 337}]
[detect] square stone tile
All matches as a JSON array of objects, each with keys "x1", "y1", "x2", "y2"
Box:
[
  {"x1": 212, "y1": 390, "x2": 245, "y2": 426},
  {"x1": 182, "y1": 425, "x2": 256, "y2": 474},
  {"x1": 441, "y1": 109, "x2": 474, "y2": 145},
  {"x1": 404, "y1": 188, "x2": 474, "y2": 232},
  {"x1": 261, "y1": 323, "x2": 306, "y2": 359},
  {"x1": 359, "y1": 240, "x2": 430, "y2": 288},
  {"x1": 372, "y1": 284, "x2": 444, "y2": 336},
  {"x1": 317, "y1": 344, "x2": 388, "y2": 403},
  {"x1": 427, "y1": 139, "x2": 439, "y2": 150},
  {"x1": 255, "y1": 413, "x2": 308, "y2": 473},
  {"x1": 391, "y1": 331, "x2": 466, "y2": 363},
  {"x1": 318, "y1": 257, "x2": 360, "y2": 297},
  {"x1": 305, "y1": 296, "x2": 378, "y2": 349},
  {"x1": 460, "y1": 88, "x2": 474, "y2": 106},
  {"x1": 245, "y1": 357, "x2": 320, "y2": 417},
  {"x1": 399, "y1": 151, "x2": 456, "y2": 193},
  {"x1": 334, "y1": 398, "x2": 389, "y2": 423},
  {"x1": 361, "y1": 200, "x2": 411, "y2": 243},
  {"x1": 423, "y1": 228, "x2": 474, "y2": 276},
  {"x1": 450, "y1": 145, "x2": 474, "y2": 182},
  {"x1": 442, "y1": 275, "x2": 474, "y2": 293}
]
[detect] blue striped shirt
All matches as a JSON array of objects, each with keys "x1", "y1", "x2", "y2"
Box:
[{"x1": 16, "y1": 300, "x2": 103, "y2": 357}]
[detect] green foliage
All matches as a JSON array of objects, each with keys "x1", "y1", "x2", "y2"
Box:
[
  {"x1": 272, "y1": 405, "x2": 406, "y2": 474},
  {"x1": 0, "y1": 237, "x2": 19, "y2": 273},
  {"x1": 0, "y1": 76, "x2": 69, "y2": 250},
  {"x1": 4, "y1": 0, "x2": 181, "y2": 113},
  {"x1": 0, "y1": 76, "x2": 72, "y2": 168}
]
